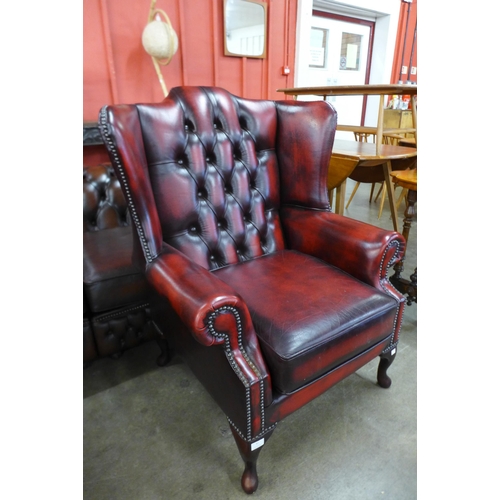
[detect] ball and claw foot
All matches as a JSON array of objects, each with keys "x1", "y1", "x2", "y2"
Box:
[{"x1": 377, "y1": 348, "x2": 397, "y2": 388}]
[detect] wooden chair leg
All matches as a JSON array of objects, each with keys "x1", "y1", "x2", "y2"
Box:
[
  {"x1": 396, "y1": 187, "x2": 408, "y2": 210},
  {"x1": 369, "y1": 182, "x2": 376, "y2": 202},
  {"x1": 155, "y1": 337, "x2": 171, "y2": 367},
  {"x1": 377, "y1": 346, "x2": 397, "y2": 388},
  {"x1": 377, "y1": 182, "x2": 387, "y2": 219},
  {"x1": 345, "y1": 181, "x2": 360, "y2": 210},
  {"x1": 230, "y1": 425, "x2": 276, "y2": 494},
  {"x1": 373, "y1": 182, "x2": 384, "y2": 202}
]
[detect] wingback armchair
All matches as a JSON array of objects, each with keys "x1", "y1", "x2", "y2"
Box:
[{"x1": 99, "y1": 86, "x2": 406, "y2": 494}]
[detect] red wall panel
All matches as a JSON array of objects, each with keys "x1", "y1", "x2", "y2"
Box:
[
  {"x1": 391, "y1": 0, "x2": 417, "y2": 84},
  {"x1": 83, "y1": 0, "x2": 297, "y2": 165},
  {"x1": 84, "y1": 0, "x2": 296, "y2": 120}
]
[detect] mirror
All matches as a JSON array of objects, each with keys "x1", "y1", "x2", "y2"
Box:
[{"x1": 224, "y1": 0, "x2": 267, "y2": 58}]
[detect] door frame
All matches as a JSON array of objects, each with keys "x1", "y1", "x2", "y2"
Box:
[
  {"x1": 294, "y1": 0, "x2": 401, "y2": 128},
  {"x1": 312, "y1": 9, "x2": 375, "y2": 126}
]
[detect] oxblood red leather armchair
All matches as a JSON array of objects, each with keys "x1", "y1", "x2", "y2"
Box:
[{"x1": 99, "y1": 86, "x2": 406, "y2": 494}]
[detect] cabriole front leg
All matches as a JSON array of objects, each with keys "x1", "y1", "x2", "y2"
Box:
[
  {"x1": 230, "y1": 425, "x2": 275, "y2": 494},
  {"x1": 377, "y1": 346, "x2": 397, "y2": 388}
]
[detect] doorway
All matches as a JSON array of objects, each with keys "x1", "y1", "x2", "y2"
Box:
[
  {"x1": 294, "y1": 0, "x2": 401, "y2": 137},
  {"x1": 305, "y1": 11, "x2": 374, "y2": 140}
]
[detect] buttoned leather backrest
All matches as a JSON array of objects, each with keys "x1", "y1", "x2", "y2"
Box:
[
  {"x1": 83, "y1": 163, "x2": 130, "y2": 232},
  {"x1": 100, "y1": 86, "x2": 337, "y2": 268},
  {"x1": 138, "y1": 86, "x2": 285, "y2": 270}
]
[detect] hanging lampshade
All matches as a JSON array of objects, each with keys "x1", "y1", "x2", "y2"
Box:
[
  {"x1": 142, "y1": 17, "x2": 178, "y2": 63},
  {"x1": 141, "y1": 1, "x2": 179, "y2": 97}
]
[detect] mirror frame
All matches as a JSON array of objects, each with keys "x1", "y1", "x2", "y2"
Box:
[{"x1": 223, "y1": 0, "x2": 268, "y2": 59}]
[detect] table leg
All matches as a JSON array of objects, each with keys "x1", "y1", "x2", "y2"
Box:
[
  {"x1": 335, "y1": 181, "x2": 346, "y2": 215},
  {"x1": 382, "y1": 160, "x2": 400, "y2": 233}
]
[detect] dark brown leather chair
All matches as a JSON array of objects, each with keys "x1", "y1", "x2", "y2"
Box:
[
  {"x1": 99, "y1": 86, "x2": 406, "y2": 494},
  {"x1": 83, "y1": 163, "x2": 170, "y2": 366}
]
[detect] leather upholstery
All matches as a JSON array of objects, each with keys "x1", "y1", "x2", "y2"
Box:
[
  {"x1": 99, "y1": 86, "x2": 406, "y2": 493},
  {"x1": 83, "y1": 163, "x2": 130, "y2": 232},
  {"x1": 214, "y1": 249, "x2": 398, "y2": 394},
  {"x1": 83, "y1": 227, "x2": 149, "y2": 312},
  {"x1": 90, "y1": 303, "x2": 157, "y2": 357},
  {"x1": 83, "y1": 164, "x2": 161, "y2": 363}
]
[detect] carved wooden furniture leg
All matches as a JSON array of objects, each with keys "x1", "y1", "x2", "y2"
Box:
[
  {"x1": 230, "y1": 425, "x2": 275, "y2": 494},
  {"x1": 155, "y1": 337, "x2": 171, "y2": 366},
  {"x1": 390, "y1": 184, "x2": 417, "y2": 304},
  {"x1": 377, "y1": 347, "x2": 397, "y2": 388}
]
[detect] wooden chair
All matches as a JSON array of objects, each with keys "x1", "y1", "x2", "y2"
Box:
[{"x1": 345, "y1": 133, "x2": 410, "y2": 218}]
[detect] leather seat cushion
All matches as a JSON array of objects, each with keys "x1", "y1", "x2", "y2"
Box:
[
  {"x1": 214, "y1": 250, "x2": 398, "y2": 395},
  {"x1": 83, "y1": 226, "x2": 149, "y2": 313}
]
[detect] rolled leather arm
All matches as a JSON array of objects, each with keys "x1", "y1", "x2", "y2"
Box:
[
  {"x1": 145, "y1": 244, "x2": 271, "y2": 397},
  {"x1": 281, "y1": 206, "x2": 406, "y2": 291}
]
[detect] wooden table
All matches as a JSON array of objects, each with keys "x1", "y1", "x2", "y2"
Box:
[
  {"x1": 329, "y1": 140, "x2": 417, "y2": 232},
  {"x1": 277, "y1": 84, "x2": 417, "y2": 152},
  {"x1": 277, "y1": 84, "x2": 417, "y2": 232}
]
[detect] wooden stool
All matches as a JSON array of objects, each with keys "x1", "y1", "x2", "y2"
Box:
[{"x1": 389, "y1": 168, "x2": 417, "y2": 305}]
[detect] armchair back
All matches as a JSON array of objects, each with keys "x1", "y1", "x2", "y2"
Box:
[{"x1": 99, "y1": 86, "x2": 337, "y2": 269}]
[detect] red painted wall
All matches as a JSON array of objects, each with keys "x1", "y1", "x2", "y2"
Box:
[
  {"x1": 84, "y1": 0, "x2": 297, "y2": 119},
  {"x1": 391, "y1": 0, "x2": 417, "y2": 84},
  {"x1": 84, "y1": 0, "x2": 415, "y2": 165},
  {"x1": 84, "y1": 0, "x2": 297, "y2": 165}
]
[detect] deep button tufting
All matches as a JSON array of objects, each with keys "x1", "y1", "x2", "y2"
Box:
[
  {"x1": 178, "y1": 159, "x2": 184, "y2": 165},
  {"x1": 217, "y1": 219, "x2": 227, "y2": 229},
  {"x1": 189, "y1": 226, "x2": 198, "y2": 233},
  {"x1": 209, "y1": 255, "x2": 215, "y2": 261}
]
